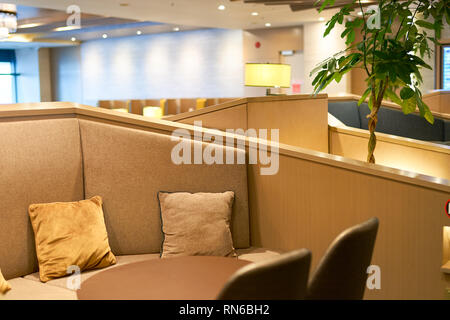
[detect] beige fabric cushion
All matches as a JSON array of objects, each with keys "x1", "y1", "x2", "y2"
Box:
[
  {"x1": 236, "y1": 247, "x2": 283, "y2": 263},
  {"x1": 159, "y1": 191, "x2": 236, "y2": 258},
  {"x1": 0, "y1": 269, "x2": 11, "y2": 294},
  {"x1": 2, "y1": 278, "x2": 76, "y2": 300},
  {"x1": 0, "y1": 118, "x2": 84, "y2": 280},
  {"x1": 78, "y1": 120, "x2": 249, "y2": 255},
  {"x1": 24, "y1": 253, "x2": 160, "y2": 289},
  {"x1": 28, "y1": 196, "x2": 116, "y2": 282}
]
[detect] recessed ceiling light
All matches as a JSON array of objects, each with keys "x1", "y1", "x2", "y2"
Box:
[
  {"x1": 318, "y1": 17, "x2": 325, "y2": 21},
  {"x1": 251, "y1": 12, "x2": 259, "y2": 16},
  {"x1": 102, "y1": 34, "x2": 108, "y2": 38},
  {"x1": 71, "y1": 37, "x2": 76, "y2": 42},
  {"x1": 173, "y1": 27, "x2": 180, "y2": 31},
  {"x1": 357, "y1": 11, "x2": 363, "y2": 16},
  {"x1": 265, "y1": 22, "x2": 271, "y2": 27},
  {"x1": 218, "y1": 5, "x2": 226, "y2": 10},
  {"x1": 136, "y1": 30, "x2": 142, "y2": 35}
]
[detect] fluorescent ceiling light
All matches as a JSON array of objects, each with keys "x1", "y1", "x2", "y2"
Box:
[
  {"x1": 54, "y1": 25, "x2": 80, "y2": 32},
  {"x1": 251, "y1": 12, "x2": 258, "y2": 16},
  {"x1": 265, "y1": 22, "x2": 271, "y2": 27},
  {"x1": 18, "y1": 23, "x2": 42, "y2": 29},
  {"x1": 218, "y1": 5, "x2": 226, "y2": 10}
]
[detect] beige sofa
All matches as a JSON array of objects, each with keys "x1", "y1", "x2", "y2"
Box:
[{"x1": 0, "y1": 117, "x2": 279, "y2": 300}]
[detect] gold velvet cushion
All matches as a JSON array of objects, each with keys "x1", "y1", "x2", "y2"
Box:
[
  {"x1": 0, "y1": 269, "x2": 11, "y2": 294},
  {"x1": 28, "y1": 196, "x2": 116, "y2": 282},
  {"x1": 158, "y1": 191, "x2": 236, "y2": 258}
]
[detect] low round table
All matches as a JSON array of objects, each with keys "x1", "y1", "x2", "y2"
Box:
[{"x1": 77, "y1": 256, "x2": 251, "y2": 300}]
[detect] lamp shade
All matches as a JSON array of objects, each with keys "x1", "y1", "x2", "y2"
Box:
[
  {"x1": 143, "y1": 106, "x2": 163, "y2": 119},
  {"x1": 245, "y1": 63, "x2": 291, "y2": 88}
]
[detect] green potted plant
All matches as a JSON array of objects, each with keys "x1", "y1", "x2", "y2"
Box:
[{"x1": 311, "y1": 0, "x2": 449, "y2": 163}]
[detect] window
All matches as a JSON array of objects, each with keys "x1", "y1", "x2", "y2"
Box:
[
  {"x1": 0, "y1": 50, "x2": 17, "y2": 104},
  {"x1": 442, "y1": 45, "x2": 450, "y2": 90}
]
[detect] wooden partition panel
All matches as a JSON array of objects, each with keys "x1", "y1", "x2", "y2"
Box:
[
  {"x1": 167, "y1": 95, "x2": 329, "y2": 153},
  {"x1": 98, "y1": 100, "x2": 112, "y2": 109},
  {"x1": 247, "y1": 145, "x2": 450, "y2": 300},
  {"x1": 329, "y1": 126, "x2": 450, "y2": 180},
  {"x1": 130, "y1": 100, "x2": 144, "y2": 115},
  {"x1": 166, "y1": 99, "x2": 178, "y2": 115},
  {"x1": 179, "y1": 99, "x2": 197, "y2": 114},
  {"x1": 179, "y1": 104, "x2": 248, "y2": 131},
  {"x1": 423, "y1": 91, "x2": 450, "y2": 115},
  {"x1": 247, "y1": 98, "x2": 328, "y2": 152}
]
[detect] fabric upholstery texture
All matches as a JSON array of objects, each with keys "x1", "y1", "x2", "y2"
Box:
[
  {"x1": 329, "y1": 101, "x2": 448, "y2": 142},
  {"x1": 0, "y1": 118, "x2": 84, "y2": 280},
  {"x1": 78, "y1": 120, "x2": 250, "y2": 254},
  {"x1": 359, "y1": 103, "x2": 445, "y2": 141},
  {"x1": 444, "y1": 121, "x2": 450, "y2": 142},
  {"x1": 28, "y1": 196, "x2": 116, "y2": 282},
  {"x1": 158, "y1": 191, "x2": 236, "y2": 258},
  {"x1": 0, "y1": 269, "x2": 11, "y2": 294},
  {"x1": 236, "y1": 247, "x2": 284, "y2": 263},
  {"x1": 328, "y1": 101, "x2": 361, "y2": 128},
  {"x1": 24, "y1": 253, "x2": 159, "y2": 289},
  {"x1": 2, "y1": 278, "x2": 76, "y2": 300}
]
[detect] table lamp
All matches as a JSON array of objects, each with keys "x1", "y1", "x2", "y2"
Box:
[
  {"x1": 245, "y1": 63, "x2": 291, "y2": 96},
  {"x1": 143, "y1": 106, "x2": 163, "y2": 119}
]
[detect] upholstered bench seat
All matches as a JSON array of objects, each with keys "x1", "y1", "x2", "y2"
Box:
[
  {"x1": 328, "y1": 101, "x2": 450, "y2": 143},
  {"x1": 3, "y1": 249, "x2": 281, "y2": 300},
  {"x1": 0, "y1": 116, "x2": 280, "y2": 299}
]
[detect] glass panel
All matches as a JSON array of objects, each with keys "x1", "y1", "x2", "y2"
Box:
[
  {"x1": 0, "y1": 61, "x2": 12, "y2": 74},
  {"x1": 0, "y1": 75, "x2": 14, "y2": 104},
  {"x1": 443, "y1": 46, "x2": 450, "y2": 90},
  {"x1": 0, "y1": 61, "x2": 14, "y2": 103}
]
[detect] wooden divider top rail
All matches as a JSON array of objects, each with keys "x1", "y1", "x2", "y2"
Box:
[
  {"x1": 165, "y1": 94, "x2": 328, "y2": 122},
  {"x1": 0, "y1": 102, "x2": 448, "y2": 193},
  {"x1": 422, "y1": 90, "x2": 450, "y2": 115},
  {"x1": 330, "y1": 125, "x2": 450, "y2": 154}
]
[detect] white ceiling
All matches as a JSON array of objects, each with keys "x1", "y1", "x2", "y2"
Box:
[{"x1": 9, "y1": 0, "x2": 338, "y2": 30}]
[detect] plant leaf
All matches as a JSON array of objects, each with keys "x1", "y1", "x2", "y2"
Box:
[{"x1": 400, "y1": 87, "x2": 415, "y2": 100}]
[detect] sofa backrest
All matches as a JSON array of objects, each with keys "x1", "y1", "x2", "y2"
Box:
[
  {"x1": 358, "y1": 103, "x2": 445, "y2": 142},
  {"x1": 0, "y1": 119, "x2": 84, "y2": 280},
  {"x1": 329, "y1": 100, "x2": 448, "y2": 142},
  {"x1": 328, "y1": 101, "x2": 361, "y2": 128},
  {"x1": 445, "y1": 121, "x2": 450, "y2": 142},
  {"x1": 78, "y1": 120, "x2": 250, "y2": 255},
  {"x1": 0, "y1": 117, "x2": 250, "y2": 279}
]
